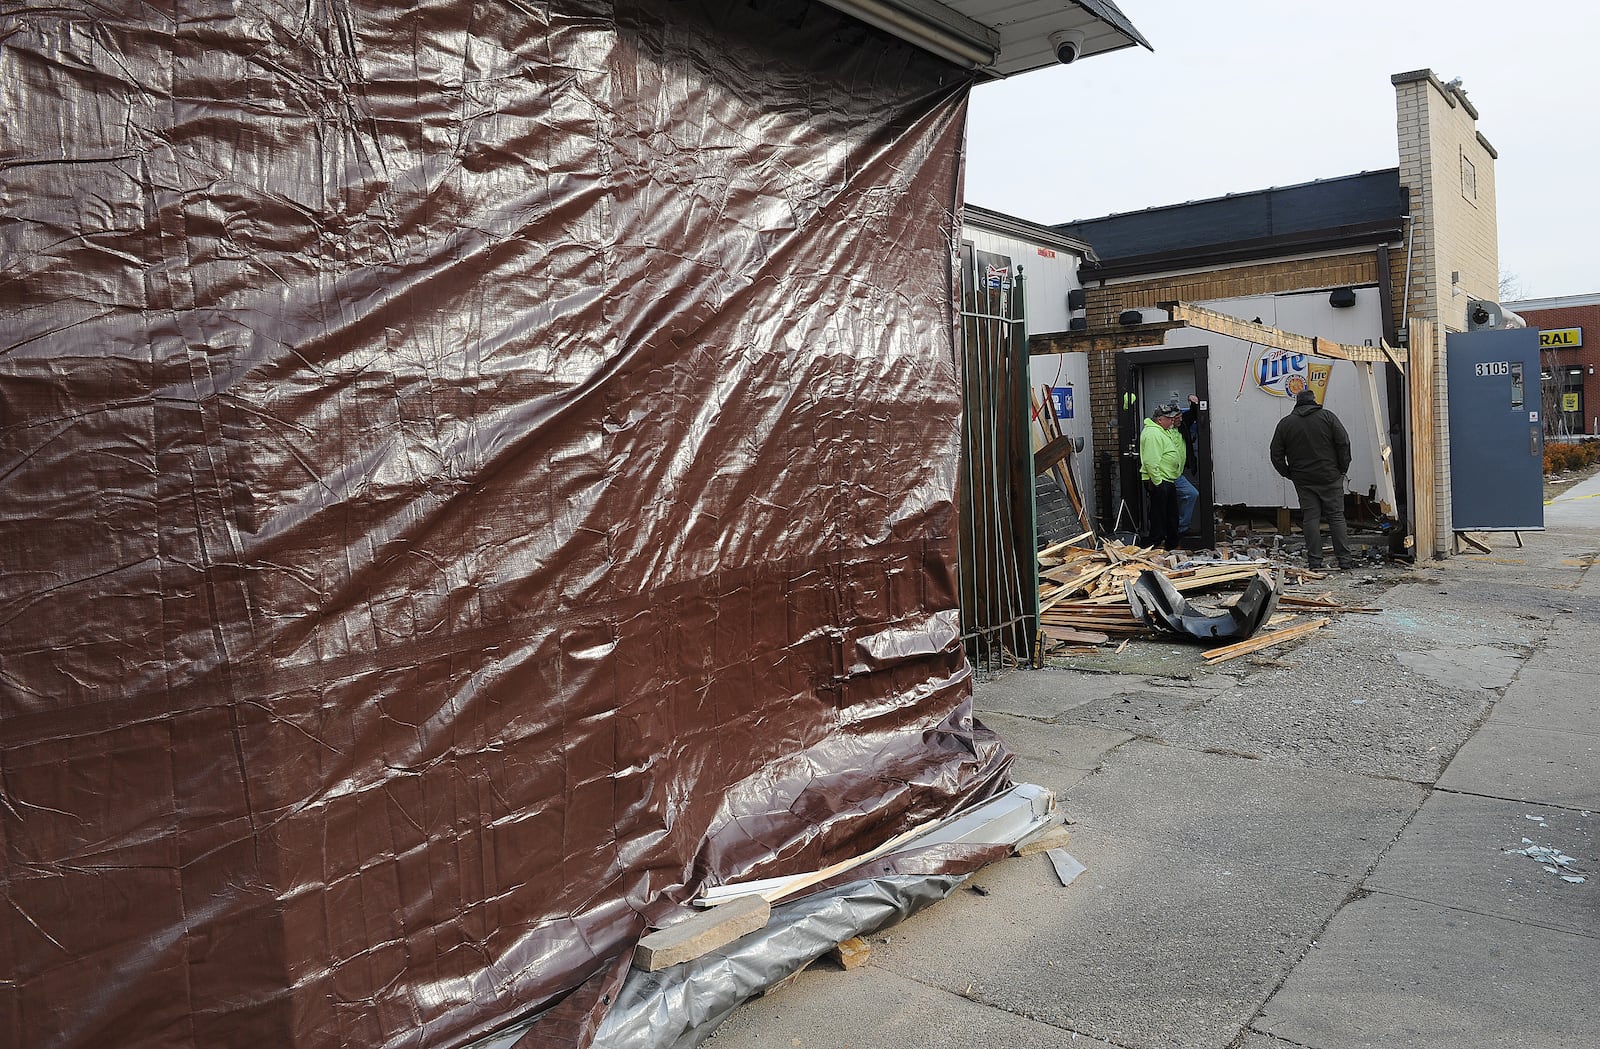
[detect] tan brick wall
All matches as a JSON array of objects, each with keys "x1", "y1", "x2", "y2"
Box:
[
  {"x1": 1087, "y1": 349, "x2": 1119, "y2": 508},
  {"x1": 1082, "y1": 255, "x2": 1380, "y2": 331},
  {"x1": 1394, "y1": 71, "x2": 1501, "y2": 556}
]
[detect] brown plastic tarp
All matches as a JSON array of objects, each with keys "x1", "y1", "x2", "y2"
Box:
[{"x1": 0, "y1": 2, "x2": 1009, "y2": 1047}]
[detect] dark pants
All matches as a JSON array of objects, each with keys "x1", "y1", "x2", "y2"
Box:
[
  {"x1": 1145, "y1": 480, "x2": 1180, "y2": 549},
  {"x1": 1295, "y1": 480, "x2": 1352, "y2": 567}
]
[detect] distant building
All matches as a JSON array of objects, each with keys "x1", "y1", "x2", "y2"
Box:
[{"x1": 1503, "y1": 293, "x2": 1599, "y2": 437}]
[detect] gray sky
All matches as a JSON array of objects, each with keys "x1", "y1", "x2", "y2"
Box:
[{"x1": 965, "y1": 0, "x2": 1598, "y2": 300}]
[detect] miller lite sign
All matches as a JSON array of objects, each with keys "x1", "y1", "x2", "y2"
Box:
[{"x1": 1254, "y1": 349, "x2": 1332, "y2": 402}]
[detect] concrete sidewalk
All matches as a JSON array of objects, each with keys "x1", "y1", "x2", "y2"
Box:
[{"x1": 708, "y1": 495, "x2": 1598, "y2": 1048}]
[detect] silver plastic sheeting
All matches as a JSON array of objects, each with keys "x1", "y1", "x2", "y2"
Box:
[{"x1": 595, "y1": 875, "x2": 966, "y2": 1049}]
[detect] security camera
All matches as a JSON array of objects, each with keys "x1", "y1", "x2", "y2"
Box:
[{"x1": 1049, "y1": 29, "x2": 1085, "y2": 65}]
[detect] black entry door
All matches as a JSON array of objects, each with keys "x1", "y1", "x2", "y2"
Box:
[{"x1": 1114, "y1": 346, "x2": 1213, "y2": 549}]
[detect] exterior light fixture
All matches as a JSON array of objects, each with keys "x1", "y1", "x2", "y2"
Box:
[{"x1": 818, "y1": 0, "x2": 999, "y2": 68}]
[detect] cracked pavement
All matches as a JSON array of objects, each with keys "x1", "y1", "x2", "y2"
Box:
[{"x1": 705, "y1": 472, "x2": 1600, "y2": 1049}]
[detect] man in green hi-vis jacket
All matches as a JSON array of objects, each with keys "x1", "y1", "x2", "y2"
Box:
[{"x1": 1140, "y1": 400, "x2": 1190, "y2": 548}]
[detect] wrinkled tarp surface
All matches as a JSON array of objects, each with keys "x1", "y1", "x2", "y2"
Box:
[{"x1": 0, "y1": 2, "x2": 1009, "y2": 1048}]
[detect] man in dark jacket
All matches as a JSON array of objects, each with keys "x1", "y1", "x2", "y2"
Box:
[{"x1": 1270, "y1": 389, "x2": 1354, "y2": 570}]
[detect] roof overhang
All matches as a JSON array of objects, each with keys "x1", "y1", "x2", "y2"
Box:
[
  {"x1": 965, "y1": 203, "x2": 1096, "y2": 258},
  {"x1": 1081, "y1": 218, "x2": 1407, "y2": 282},
  {"x1": 817, "y1": 0, "x2": 1151, "y2": 78}
]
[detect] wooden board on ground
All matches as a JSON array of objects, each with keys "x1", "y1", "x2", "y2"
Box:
[
  {"x1": 1039, "y1": 531, "x2": 1094, "y2": 560},
  {"x1": 1201, "y1": 618, "x2": 1330, "y2": 664},
  {"x1": 634, "y1": 896, "x2": 771, "y2": 971}
]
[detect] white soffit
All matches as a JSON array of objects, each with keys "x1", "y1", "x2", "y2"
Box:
[{"x1": 818, "y1": 0, "x2": 1152, "y2": 77}]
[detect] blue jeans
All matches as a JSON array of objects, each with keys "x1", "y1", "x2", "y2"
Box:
[{"x1": 1175, "y1": 475, "x2": 1199, "y2": 533}]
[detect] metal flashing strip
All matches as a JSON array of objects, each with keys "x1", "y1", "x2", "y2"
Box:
[
  {"x1": 821, "y1": 0, "x2": 1150, "y2": 77},
  {"x1": 818, "y1": 0, "x2": 999, "y2": 68}
]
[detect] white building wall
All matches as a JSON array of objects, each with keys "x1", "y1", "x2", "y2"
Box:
[
  {"x1": 962, "y1": 227, "x2": 1082, "y2": 334},
  {"x1": 1164, "y1": 287, "x2": 1390, "y2": 508},
  {"x1": 964, "y1": 222, "x2": 1097, "y2": 521}
]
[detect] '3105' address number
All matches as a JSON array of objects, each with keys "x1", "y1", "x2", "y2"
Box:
[{"x1": 1475, "y1": 361, "x2": 1511, "y2": 377}]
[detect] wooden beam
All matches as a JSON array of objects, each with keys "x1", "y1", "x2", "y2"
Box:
[
  {"x1": 1033, "y1": 433, "x2": 1075, "y2": 474},
  {"x1": 1015, "y1": 824, "x2": 1073, "y2": 857},
  {"x1": 1158, "y1": 301, "x2": 1405, "y2": 365},
  {"x1": 1031, "y1": 323, "x2": 1188, "y2": 356},
  {"x1": 1407, "y1": 317, "x2": 1439, "y2": 558},
  {"x1": 1033, "y1": 304, "x2": 1410, "y2": 367},
  {"x1": 1201, "y1": 618, "x2": 1330, "y2": 664}
]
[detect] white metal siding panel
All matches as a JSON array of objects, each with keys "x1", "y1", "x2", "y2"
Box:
[{"x1": 963, "y1": 226, "x2": 1081, "y2": 333}]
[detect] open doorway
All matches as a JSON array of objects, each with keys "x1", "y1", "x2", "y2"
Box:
[{"x1": 1114, "y1": 346, "x2": 1214, "y2": 549}]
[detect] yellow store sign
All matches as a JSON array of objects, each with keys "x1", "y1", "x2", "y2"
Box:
[
  {"x1": 1564, "y1": 392, "x2": 1581, "y2": 412},
  {"x1": 1540, "y1": 327, "x2": 1583, "y2": 349}
]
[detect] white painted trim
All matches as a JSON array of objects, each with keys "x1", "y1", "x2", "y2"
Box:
[{"x1": 1506, "y1": 293, "x2": 1600, "y2": 311}]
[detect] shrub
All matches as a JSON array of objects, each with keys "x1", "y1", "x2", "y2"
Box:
[{"x1": 1545, "y1": 439, "x2": 1600, "y2": 474}]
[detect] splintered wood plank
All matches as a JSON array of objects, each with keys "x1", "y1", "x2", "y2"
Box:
[
  {"x1": 1041, "y1": 561, "x2": 1114, "y2": 590},
  {"x1": 1278, "y1": 594, "x2": 1340, "y2": 607},
  {"x1": 1202, "y1": 618, "x2": 1330, "y2": 664},
  {"x1": 1038, "y1": 531, "x2": 1095, "y2": 560}
]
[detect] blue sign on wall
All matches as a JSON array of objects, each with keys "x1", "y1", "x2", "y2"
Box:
[{"x1": 1049, "y1": 385, "x2": 1074, "y2": 420}]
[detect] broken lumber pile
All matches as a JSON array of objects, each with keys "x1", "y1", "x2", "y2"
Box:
[
  {"x1": 1040, "y1": 540, "x2": 1280, "y2": 640},
  {"x1": 1037, "y1": 539, "x2": 1362, "y2": 656}
]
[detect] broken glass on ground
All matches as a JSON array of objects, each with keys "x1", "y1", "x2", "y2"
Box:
[{"x1": 1505, "y1": 838, "x2": 1588, "y2": 883}]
